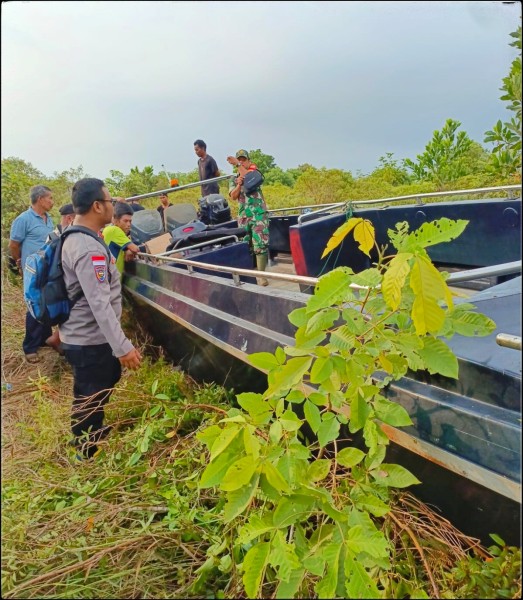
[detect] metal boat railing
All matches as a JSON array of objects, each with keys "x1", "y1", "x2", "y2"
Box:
[
  {"x1": 292, "y1": 184, "x2": 522, "y2": 224},
  {"x1": 496, "y1": 334, "x2": 522, "y2": 351},
  {"x1": 155, "y1": 235, "x2": 240, "y2": 258},
  {"x1": 136, "y1": 249, "x2": 521, "y2": 292},
  {"x1": 125, "y1": 174, "x2": 236, "y2": 202}
]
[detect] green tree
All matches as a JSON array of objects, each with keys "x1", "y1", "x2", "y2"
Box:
[
  {"x1": 1, "y1": 157, "x2": 46, "y2": 238},
  {"x1": 294, "y1": 167, "x2": 353, "y2": 204},
  {"x1": 264, "y1": 166, "x2": 295, "y2": 187},
  {"x1": 484, "y1": 26, "x2": 522, "y2": 178},
  {"x1": 404, "y1": 119, "x2": 475, "y2": 187},
  {"x1": 248, "y1": 149, "x2": 277, "y2": 173},
  {"x1": 105, "y1": 165, "x2": 161, "y2": 197},
  {"x1": 286, "y1": 163, "x2": 315, "y2": 183},
  {"x1": 369, "y1": 153, "x2": 411, "y2": 186}
]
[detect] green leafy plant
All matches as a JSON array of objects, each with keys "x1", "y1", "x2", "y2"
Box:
[
  {"x1": 196, "y1": 217, "x2": 496, "y2": 598},
  {"x1": 442, "y1": 534, "x2": 522, "y2": 599},
  {"x1": 484, "y1": 26, "x2": 522, "y2": 179}
]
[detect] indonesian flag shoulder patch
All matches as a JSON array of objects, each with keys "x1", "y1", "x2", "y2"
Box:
[{"x1": 92, "y1": 255, "x2": 107, "y2": 283}]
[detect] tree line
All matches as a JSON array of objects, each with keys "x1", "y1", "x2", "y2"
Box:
[{"x1": 2, "y1": 27, "x2": 520, "y2": 240}]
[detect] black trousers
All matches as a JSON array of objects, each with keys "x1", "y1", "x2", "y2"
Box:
[
  {"x1": 62, "y1": 343, "x2": 121, "y2": 457},
  {"x1": 23, "y1": 311, "x2": 52, "y2": 355}
]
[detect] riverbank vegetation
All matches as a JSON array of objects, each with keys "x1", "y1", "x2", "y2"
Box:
[{"x1": 2, "y1": 269, "x2": 521, "y2": 598}]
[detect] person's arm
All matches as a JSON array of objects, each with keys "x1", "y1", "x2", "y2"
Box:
[
  {"x1": 8, "y1": 239, "x2": 22, "y2": 272},
  {"x1": 211, "y1": 157, "x2": 220, "y2": 178},
  {"x1": 73, "y1": 249, "x2": 141, "y2": 367}
]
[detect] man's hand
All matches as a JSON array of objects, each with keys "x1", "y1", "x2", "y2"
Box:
[
  {"x1": 236, "y1": 175, "x2": 244, "y2": 186},
  {"x1": 119, "y1": 347, "x2": 142, "y2": 369},
  {"x1": 226, "y1": 156, "x2": 239, "y2": 166}
]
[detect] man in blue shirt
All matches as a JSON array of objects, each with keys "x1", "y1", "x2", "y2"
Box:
[{"x1": 9, "y1": 185, "x2": 56, "y2": 363}]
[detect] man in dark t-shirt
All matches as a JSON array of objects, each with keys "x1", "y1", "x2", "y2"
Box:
[{"x1": 194, "y1": 139, "x2": 220, "y2": 197}]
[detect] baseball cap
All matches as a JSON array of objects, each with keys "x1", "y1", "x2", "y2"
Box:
[
  {"x1": 235, "y1": 149, "x2": 249, "y2": 159},
  {"x1": 59, "y1": 203, "x2": 75, "y2": 216}
]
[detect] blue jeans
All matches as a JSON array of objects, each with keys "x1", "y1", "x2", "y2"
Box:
[{"x1": 23, "y1": 311, "x2": 52, "y2": 355}]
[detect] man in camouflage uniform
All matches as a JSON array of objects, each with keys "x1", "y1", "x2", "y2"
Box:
[{"x1": 227, "y1": 149, "x2": 270, "y2": 286}]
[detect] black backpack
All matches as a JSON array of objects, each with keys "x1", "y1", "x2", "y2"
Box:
[{"x1": 23, "y1": 226, "x2": 111, "y2": 326}]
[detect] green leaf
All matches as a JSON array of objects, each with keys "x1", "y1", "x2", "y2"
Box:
[
  {"x1": 350, "y1": 267, "x2": 382, "y2": 288},
  {"x1": 304, "y1": 400, "x2": 322, "y2": 434},
  {"x1": 307, "y1": 459, "x2": 332, "y2": 482},
  {"x1": 372, "y1": 463, "x2": 421, "y2": 488},
  {"x1": 373, "y1": 396, "x2": 412, "y2": 427},
  {"x1": 249, "y1": 352, "x2": 280, "y2": 371},
  {"x1": 288, "y1": 306, "x2": 309, "y2": 327},
  {"x1": 315, "y1": 542, "x2": 342, "y2": 599},
  {"x1": 349, "y1": 394, "x2": 371, "y2": 433},
  {"x1": 286, "y1": 390, "x2": 305, "y2": 404},
  {"x1": 200, "y1": 449, "x2": 239, "y2": 488},
  {"x1": 345, "y1": 553, "x2": 380, "y2": 599},
  {"x1": 346, "y1": 525, "x2": 389, "y2": 557},
  {"x1": 337, "y1": 447, "x2": 365, "y2": 468},
  {"x1": 305, "y1": 308, "x2": 339, "y2": 335},
  {"x1": 280, "y1": 409, "x2": 303, "y2": 432},
  {"x1": 224, "y1": 473, "x2": 260, "y2": 522},
  {"x1": 242, "y1": 542, "x2": 271, "y2": 599},
  {"x1": 329, "y1": 325, "x2": 356, "y2": 352},
  {"x1": 269, "y1": 531, "x2": 302, "y2": 583},
  {"x1": 243, "y1": 428, "x2": 261, "y2": 459},
  {"x1": 317, "y1": 417, "x2": 340, "y2": 448},
  {"x1": 273, "y1": 495, "x2": 315, "y2": 527},
  {"x1": 310, "y1": 357, "x2": 334, "y2": 384},
  {"x1": 418, "y1": 336, "x2": 459, "y2": 379},
  {"x1": 410, "y1": 256, "x2": 450, "y2": 335},
  {"x1": 269, "y1": 420, "x2": 283, "y2": 444},
  {"x1": 151, "y1": 379, "x2": 159, "y2": 396},
  {"x1": 294, "y1": 326, "x2": 327, "y2": 350},
  {"x1": 238, "y1": 513, "x2": 274, "y2": 545},
  {"x1": 383, "y1": 253, "x2": 412, "y2": 310},
  {"x1": 446, "y1": 307, "x2": 497, "y2": 337},
  {"x1": 351, "y1": 491, "x2": 390, "y2": 517},
  {"x1": 263, "y1": 461, "x2": 292, "y2": 493},
  {"x1": 196, "y1": 424, "x2": 223, "y2": 450},
  {"x1": 221, "y1": 456, "x2": 259, "y2": 491},
  {"x1": 409, "y1": 218, "x2": 469, "y2": 250},
  {"x1": 210, "y1": 426, "x2": 240, "y2": 461},
  {"x1": 266, "y1": 356, "x2": 312, "y2": 397},
  {"x1": 307, "y1": 269, "x2": 353, "y2": 313},
  {"x1": 237, "y1": 392, "x2": 270, "y2": 416},
  {"x1": 276, "y1": 568, "x2": 305, "y2": 599}
]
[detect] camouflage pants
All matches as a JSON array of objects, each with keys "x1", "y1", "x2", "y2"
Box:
[{"x1": 238, "y1": 196, "x2": 269, "y2": 255}]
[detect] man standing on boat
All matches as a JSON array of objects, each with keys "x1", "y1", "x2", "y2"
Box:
[
  {"x1": 194, "y1": 139, "x2": 221, "y2": 197},
  {"x1": 227, "y1": 150, "x2": 270, "y2": 286},
  {"x1": 60, "y1": 178, "x2": 141, "y2": 459}
]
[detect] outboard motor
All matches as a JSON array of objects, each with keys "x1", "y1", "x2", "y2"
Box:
[{"x1": 198, "y1": 194, "x2": 232, "y2": 225}]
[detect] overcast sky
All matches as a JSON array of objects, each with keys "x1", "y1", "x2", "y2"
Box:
[{"x1": 2, "y1": 1, "x2": 521, "y2": 180}]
